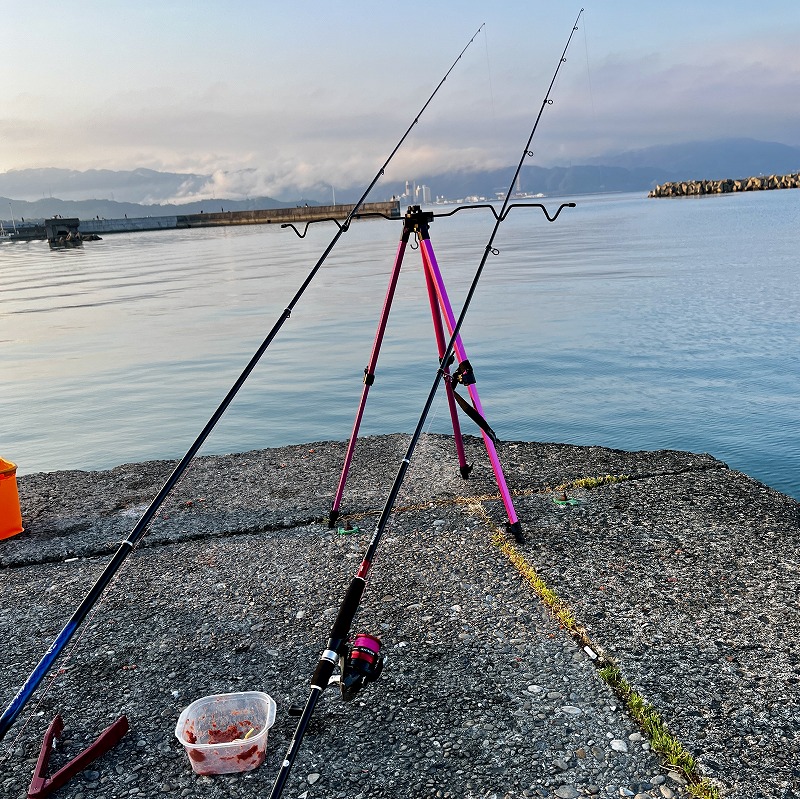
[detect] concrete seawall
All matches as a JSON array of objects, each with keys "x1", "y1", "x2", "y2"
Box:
[
  {"x1": 649, "y1": 172, "x2": 800, "y2": 197},
  {"x1": 1, "y1": 434, "x2": 798, "y2": 797},
  {"x1": 78, "y1": 216, "x2": 178, "y2": 233},
  {"x1": 77, "y1": 200, "x2": 401, "y2": 235}
]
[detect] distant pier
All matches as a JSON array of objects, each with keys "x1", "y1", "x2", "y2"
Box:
[
  {"x1": 649, "y1": 172, "x2": 800, "y2": 197},
  {"x1": 79, "y1": 200, "x2": 400, "y2": 235},
  {"x1": 7, "y1": 200, "x2": 401, "y2": 240}
]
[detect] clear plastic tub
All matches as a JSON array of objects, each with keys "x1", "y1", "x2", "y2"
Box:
[{"x1": 175, "y1": 691, "x2": 276, "y2": 775}]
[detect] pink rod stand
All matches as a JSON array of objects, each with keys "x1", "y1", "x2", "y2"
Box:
[{"x1": 329, "y1": 206, "x2": 522, "y2": 540}]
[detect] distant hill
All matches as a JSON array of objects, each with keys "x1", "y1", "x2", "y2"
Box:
[
  {"x1": 365, "y1": 165, "x2": 672, "y2": 203},
  {"x1": 357, "y1": 138, "x2": 800, "y2": 203},
  {"x1": 0, "y1": 194, "x2": 317, "y2": 224},
  {"x1": 585, "y1": 138, "x2": 800, "y2": 181},
  {"x1": 3, "y1": 138, "x2": 799, "y2": 220}
]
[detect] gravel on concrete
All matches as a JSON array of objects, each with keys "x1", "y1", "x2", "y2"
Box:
[{"x1": 0, "y1": 434, "x2": 797, "y2": 799}]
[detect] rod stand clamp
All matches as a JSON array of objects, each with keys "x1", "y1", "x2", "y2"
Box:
[
  {"x1": 28, "y1": 714, "x2": 129, "y2": 799},
  {"x1": 452, "y1": 360, "x2": 476, "y2": 387}
]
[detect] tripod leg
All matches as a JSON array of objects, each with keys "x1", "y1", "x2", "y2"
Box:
[
  {"x1": 329, "y1": 232, "x2": 411, "y2": 527},
  {"x1": 421, "y1": 254, "x2": 470, "y2": 477},
  {"x1": 420, "y1": 238, "x2": 523, "y2": 539}
]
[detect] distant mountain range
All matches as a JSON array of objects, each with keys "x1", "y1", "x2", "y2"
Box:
[
  {"x1": 584, "y1": 138, "x2": 800, "y2": 177},
  {"x1": 370, "y1": 138, "x2": 800, "y2": 202},
  {"x1": 3, "y1": 138, "x2": 799, "y2": 222},
  {"x1": 0, "y1": 194, "x2": 312, "y2": 226}
]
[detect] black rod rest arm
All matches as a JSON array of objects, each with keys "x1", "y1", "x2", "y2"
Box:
[{"x1": 280, "y1": 201, "x2": 576, "y2": 238}]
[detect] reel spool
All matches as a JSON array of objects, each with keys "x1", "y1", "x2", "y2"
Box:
[{"x1": 339, "y1": 632, "x2": 385, "y2": 702}]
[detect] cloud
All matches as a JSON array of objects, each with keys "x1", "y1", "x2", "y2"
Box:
[
  {"x1": 521, "y1": 37, "x2": 800, "y2": 163},
  {"x1": 3, "y1": 24, "x2": 799, "y2": 187},
  {"x1": 155, "y1": 142, "x2": 515, "y2": 204}
]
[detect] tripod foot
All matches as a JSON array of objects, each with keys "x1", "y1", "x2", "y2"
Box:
[
  {"x1": 506, "y1": 521, "x2": 524, "y2": 544},
  {"x1": 328, "y1": 509, "x2": 341, "y2": 529},
  {"x1": 459, "y1": 463, "x2": 473, "y2": 479}
]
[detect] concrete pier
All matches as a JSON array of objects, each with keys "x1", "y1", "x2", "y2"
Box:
[
  {"x1": 77, "y1": 200, "x2": 401, "y2": 235},
  {"x1": 1, "y1": 434, "x2": 798, "y2": 797}
]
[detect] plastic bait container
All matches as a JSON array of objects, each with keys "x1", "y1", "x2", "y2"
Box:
[{"x1": 175, "y1": 691, "x2": 276, "y2": 775}]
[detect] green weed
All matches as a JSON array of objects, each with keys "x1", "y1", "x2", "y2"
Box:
[
  {"x1": 493, "y1": 535, "x2": 721, "y2": 799},
  {"x1": 556, "y1": 473, "x2": 631, "y2": 492},
  {"x1": 597, "y1": 665, "x2": 721, "y2": 798}
]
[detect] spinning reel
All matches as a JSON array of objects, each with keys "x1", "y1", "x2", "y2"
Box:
[{"x1": 337, "y1": 632, "x2": 385, "y2": 702}]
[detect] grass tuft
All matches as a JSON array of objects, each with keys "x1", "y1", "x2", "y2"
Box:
[
  {"x1": 492, "y1": 531, "x2": 580, "y2": 634},
  {"x1": 556, "y1": 473, "x2": 631, "y2": 492},
  {"x1": 598, "y1": 664, "x2": 721, "y2": 797}
]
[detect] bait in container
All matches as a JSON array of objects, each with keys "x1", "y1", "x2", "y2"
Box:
[{"x1": 175, "y1": 691, "x2": 276, "y2": 775}]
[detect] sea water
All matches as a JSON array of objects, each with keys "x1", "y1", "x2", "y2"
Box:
[{"x1": 1, "y1": 190, "x2": 798, "y2": 500}]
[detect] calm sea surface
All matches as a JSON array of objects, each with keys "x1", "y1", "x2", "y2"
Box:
[{"x1": 2, "y1": 190, "x2": 798, "y2": 500}]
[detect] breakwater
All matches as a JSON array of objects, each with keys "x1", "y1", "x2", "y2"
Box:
[
  {"x1": 649, "y1": 172, "x2": 800, "y2": 197},
  {"x1": 10, "y1": 200, "x2": 401, "y2": 239},
  {"x1": 79, "y1": 199, "x2": 400, "y2": 234}
]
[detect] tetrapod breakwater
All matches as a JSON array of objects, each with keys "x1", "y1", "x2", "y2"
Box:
[{"x1": 649, "y1": 172, "x2": 800, "y2": 197}]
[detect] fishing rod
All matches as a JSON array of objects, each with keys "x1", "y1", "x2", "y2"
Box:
[
  {"x1": 0, "y1": 24, "x2": 486, "y2": 745},
  {"x1": 267, "y1": 10, "x2": 584, "y2": 797}
]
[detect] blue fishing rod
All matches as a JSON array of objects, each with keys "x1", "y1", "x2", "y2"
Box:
[
  {"x1": 267, "y1": 10, "x2": 583, "y2": 798},
  {"x1": 0, "y1": 24, "x2": 486, "y2": 744}
]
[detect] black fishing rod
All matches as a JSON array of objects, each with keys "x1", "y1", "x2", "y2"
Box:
[
  {"x1": 267, "y1": 10, "x2": 584, "y2": 798},
  {"x1": 0, "y1": 25, "x2": 486, "y2": 745}
]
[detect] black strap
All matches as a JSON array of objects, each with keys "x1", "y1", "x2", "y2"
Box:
[{"x1": 451, "y1": 386, "x2": 498, "y2": 445}]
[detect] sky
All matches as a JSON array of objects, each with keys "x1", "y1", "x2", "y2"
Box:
[{"x1": 3, "y1": 0, "x2": 800, "y2": 200}]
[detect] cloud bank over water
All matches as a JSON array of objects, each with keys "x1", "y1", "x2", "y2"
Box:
[{"x1": 3, "y1": 2, "x2": 800, "y2": 195}]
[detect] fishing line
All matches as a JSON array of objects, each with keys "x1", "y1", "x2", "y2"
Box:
[
  {"x1": 0, "y1": 24, "x2": 488, "y2": 744},
  {"x1": 482, "y1": 25, "x2": 499, "y2": 141},
  {"x1": 267, "y1": 11, "x2": 584, "y2": 798},
  {"x1": 392, "y1": 390, "x2": 447, "y2": 510},
  {"x1": 582, "y1": 10, "x2": 597, "y2": 123},
  {"x1": 0, "y1": 478, "x2": 184, "y2": 760},
  {"x1": 401, "y1": 225, "x2": 476, "y2": 493},
  {"x1": 1, "y1": 576, "x2": 110, "y2": 760}
]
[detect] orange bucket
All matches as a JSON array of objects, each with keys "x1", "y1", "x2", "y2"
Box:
[{"x1": 0, "y1": 458, "x2": 24, "y2": 539}]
